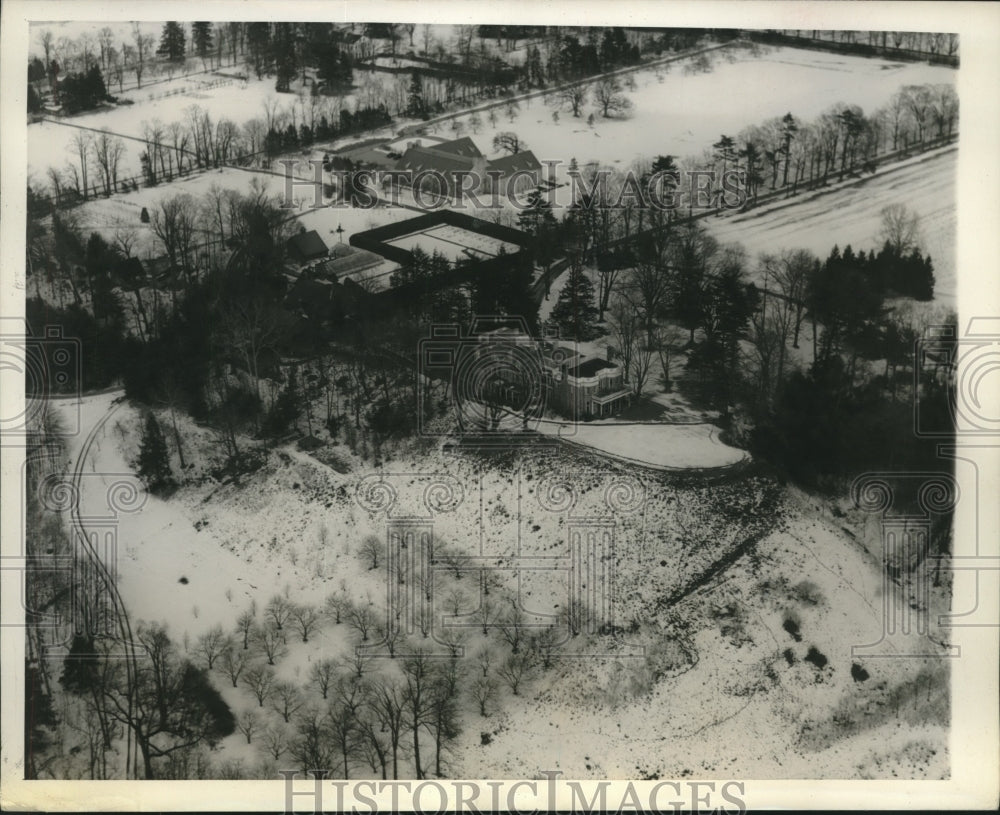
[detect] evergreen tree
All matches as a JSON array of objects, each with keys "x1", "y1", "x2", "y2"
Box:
[
  {"x1": 910, "y1": 251, "x2": 935, "y2": 301},
  {"x1": 84, "y1": 233, "x2": 124, "y2": 325},
  {"x1": 27, "y1": 82, "x2": 42, "y2": 113},
  {"x1": 272, "y1": 23, "x2": 297, "y2": 93},
  {"x1": 406, "y1": 72, "x2": 426, "y2": 118},
  {"x1": 157, "y1": 22, "x2": 187, "y2": 63},
  {"x1": 806, "y1": 244, "x2": 886, "y2": 366},
  {"x1": 550, "y1": 261, "x2": 600, "y2": 341},
  {"x1": 137, "y1": 412, "x2": 174, "y2": 494},
  {"x1": 247, "y1": 23, "x2": 273, "y2": 79},
  {"x1": 58, "y1": 65, "x2": 107, "y2": 113},
  {"x1": 60, "y1": 634, "x2": 100, "y2": 694},
  {"x1": 686, "y1": 250, "x2": 758, "y2": 411},
  {"x1": 263, "y1": 365, "x2": 301, "y2": 437},
  {"x1": 518, "y1": 189, "x2": 559, "y2": 280},
  {"x1": 517, "y1": 189, "x2": 557, "y2": 236},
  {"x1": 868, "y1": 241, "x2": 935, "y2": 301},
  {"x1": 671, "y1": 222, "x2": 713, "y2": 345},
  {"x1": 314, "y1": 30, "x2": 351, "y2": 90},
  {"x1": 192, "y1": 22, "x2": 214, "y2": 62}
]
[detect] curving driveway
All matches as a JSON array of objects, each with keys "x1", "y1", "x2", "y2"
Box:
[{"x1": 535, "y1": 417, "x2": 749, "y2": 470}]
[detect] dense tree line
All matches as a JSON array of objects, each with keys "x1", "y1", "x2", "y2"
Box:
[
  {"x1": 697, "y1": 83, "x2": 957, "y2": 206},
  {"x1": 757, "y1": 29, "x2": 959, "y2": 61}
]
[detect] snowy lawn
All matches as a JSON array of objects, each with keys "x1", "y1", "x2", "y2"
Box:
[
  {"x1": 443, "y1": 45, "x2": 955, "y2": 186},
  {"x1": 30, "y1": 73, "x2": 363, "y2": 182},
  {"x1": 707, "y1": 145, "x2": 957, "y2": 305},
  {"x1": 536, "y1": 418, "x2": 748, "y2": 470}
]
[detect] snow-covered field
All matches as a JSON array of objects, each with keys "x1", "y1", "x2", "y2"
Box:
[
  {"x1": 444, "y1": 46, "x2": 955, "y2": 184},
  {"x1": 29, "y1": 74, "x2": 325, "y2": 182},
  {"x1": 707, "y1": 145, "x2": 957, "y2": 304},
  {"x1": 30, "y1": 44, "x2": 956, "y2": 200}
]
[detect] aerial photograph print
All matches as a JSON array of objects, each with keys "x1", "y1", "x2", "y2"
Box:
[{"x1": 2, "y1": 1, "x2": 998, "y2": 811}]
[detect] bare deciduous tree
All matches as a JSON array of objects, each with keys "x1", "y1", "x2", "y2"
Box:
[
  {"x1": 344, "y1": 643, "x2": 374, "y2": 680},
  {"x1": 401, "y1": 649, "x2": 436, "y2": 780},
  {"x1": 260, "y1": 723, "x2": 289, "y2": 760},
  {"x1": 270, "y1": 681, "x2": 304, "y2": 723},
  {"x1": 242, "y1": 664, "x2": 276, "y2": 707},
  {"x1": 469, "y1": 675, "x2": 499, "y2": 716},
  {"x1": 476, "y1": 596, "x2": 499, "y2": 636},
  {"x1": 218, "y1": 645, "x2": 247, "y2": 688},
  {"x1": 325, "y1": 702, "x2": 356, "y2": 780},
  {"x1": 70, "y1": 131, "x2": 92, "y2": 200},
  {"x1": 359, "y1": 535, "x2": 382, "y2": 570},
  {"x1": 553, "y1": 84, "x2": 588, "y2": 117},
  {"x1": 444, "y1": 587, "x2": 468, "y2": 616},
  {"x1": 497, "y1": 605, "x2": 527, "y2": 654},
  {"x1": 325, "y1": 589, "x2": 349, "y2": 625},
  {"x1": 265, "y1": 594, "x2": 293, "y2": 631},
  {"x1": 530, "y1": 625, "x2": 559, "y2": 669},
  {"x1": 252, "y1": 623, "x2": 287, "y2": 666},
  {"x1": 309, "y1": 658, "x2": 338, "y2": 700},
  {"x1": 236, "y1": 709, "x2": 259, "y2": 744},
  {"x1": 194, "y1": 625, "x2": 229, "y2": 670},
  {"x1": 150, "y1": 194, "x2": 199, "y2": 286},
  {"x1": 347, "y1": 602, "x2": 376, "y2": 642},
  {"x1": 131, "y1": 23, "x2": 154, "y2": 88},
  {"x1": 475, "y1": 645, "x2": 495, "y2": 677},
  {"x1": 879, "y1": 203, "x2": 922, "y2": 256},
  {"x1": 235, "y1": 609, "x2": 255, "y2": 650},
  {"x1": 440, "y1": 627, "x2": 467, "y2": 658},
  {"x1": 492, "y1": 131, "x2": 525, "y2": 155},
  {"x1": 497, "y1": 651, "x2": 534, "y2": 695},
  {"x1": 366, "y1": 677, "x2": 407, "y2": 779},
  {"x1": 289, "y1": 604, "x2": 322, "y2": 643},
  {"x1": 92, "y1": 132, "x2": 126, "y2": 195},
  {"x1": 593, "y1": 76, "x2": 633, "y2": 118}
]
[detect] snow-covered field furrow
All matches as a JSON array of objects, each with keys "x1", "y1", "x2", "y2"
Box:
[{"x1": 707, "y1": 147, "x2": 957, "y2": 304}]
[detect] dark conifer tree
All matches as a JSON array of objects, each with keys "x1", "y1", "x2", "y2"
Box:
[
  {"x1": 138, "y1": 412, "x2": 174, "y2": 493},
  {"x1": 272, "y1": 23, "x2": 297, "y2": 92},
  {"x1": 550, "y1": 260, "x2": 600, "y2": 340},
  {"x1": 157, "y1": 22, "x2": 187, "y2": 63},
  {"x1": 247, "y1": 23, "x2": 272, "y2": 79},
  {"x1": 192, "y1": 22, "x2": 214, "y2": 62}
]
